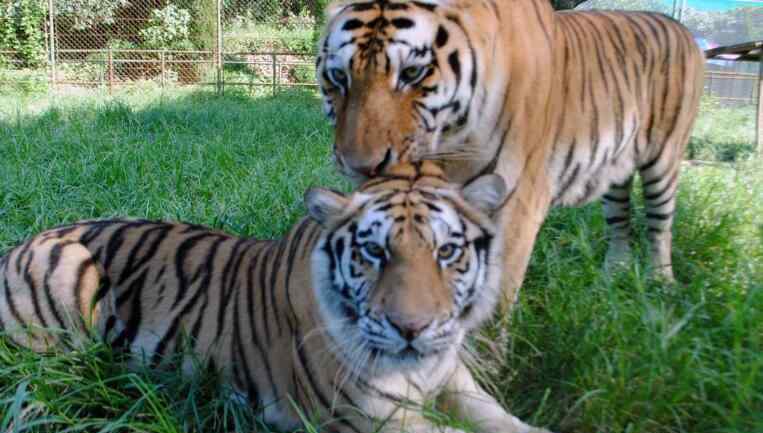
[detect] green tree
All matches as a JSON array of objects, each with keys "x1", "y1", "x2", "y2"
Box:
[
  {"x1": 550, "y1": 0, "x2": 591, "y2": 10},
  {"x1": 0, "y1": 0, "x2": 46, "y2": 67},
  {"x1": 56, "y1": 0, "x2": 129, "y2": 31}
]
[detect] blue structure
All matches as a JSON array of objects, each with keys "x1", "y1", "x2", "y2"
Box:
[{"x1": 674, "y1": 0, "x2": 763, "y2": 10}]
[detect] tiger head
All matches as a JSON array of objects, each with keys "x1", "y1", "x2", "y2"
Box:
[
  {"x1": 316, "y1": 0, "x2": 511, "y2": 180},
  {"x1": 305, "y1": 162, "x2": 507, "y2": 374}
]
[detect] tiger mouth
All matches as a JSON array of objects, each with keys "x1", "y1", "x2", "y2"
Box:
[{"x1": 369, "y1": 345, "x2": 427, "y2": 362}]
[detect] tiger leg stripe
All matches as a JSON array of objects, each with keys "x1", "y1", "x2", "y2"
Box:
[
  {"x1": 603, "y1": 177, "x2": 634, "y2": 269},
  {"x1": 640, "y1": 160, "x2": 681, "y2": 281}
]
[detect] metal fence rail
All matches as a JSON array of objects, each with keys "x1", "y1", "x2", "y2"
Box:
[
  {"x1": 0, "y1": 0, "x2": 319, "y2": 94},
  {"x1": 0, "y1": 0, "x2": 759, "y2": 103}
]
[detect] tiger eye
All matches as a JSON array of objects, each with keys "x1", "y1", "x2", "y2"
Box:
[
  {"x1": 401, "y1": 65, "x2": 426, "y2": 82},
  {"x1": 438, "y1": 243, "x2": 460, "y2": 260},
  {"x1": 361, "y1": 242, "x2": 385, "y2": 259},
  {"x1": 330, "y1": 68, "x2": 347, "y2": 84}
]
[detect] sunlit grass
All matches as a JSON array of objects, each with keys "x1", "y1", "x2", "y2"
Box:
[{"x1": 0, "y1": 88, "x2": 760, "y2": 432}]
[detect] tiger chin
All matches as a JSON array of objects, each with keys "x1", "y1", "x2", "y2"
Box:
[{"x1": 0, "y1": 162, "x2": 552, "y2": 433}]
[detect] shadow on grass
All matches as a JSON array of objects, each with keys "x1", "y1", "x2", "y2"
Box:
[
  {"x1": 0, "y1": 87, "x2": 346, "y2": 246},
  {"x1": 0, "y1": 87, "x2": 345, "y2": 433}
]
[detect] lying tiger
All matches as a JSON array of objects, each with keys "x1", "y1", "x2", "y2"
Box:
[{"x1": 0, "y1": 162, "x2": 550, "y2": 433}]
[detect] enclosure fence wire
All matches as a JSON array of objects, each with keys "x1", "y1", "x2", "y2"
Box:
[{"x1": 0, "y1": 0, "x2": 758, "y2": 103}]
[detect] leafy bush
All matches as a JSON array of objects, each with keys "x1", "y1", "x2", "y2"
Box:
[
  {"x1": 56, "y1": 0, "x2": 129, "y2": 31},
  {"x1": 139, "y1": 5, "x2": 194, "y2": 50},
  {"x1": 0, "y1": 0, "x2": 46, "y2": 68},
  {"x1": 0, "y1": 66, "x2": 47, "y2": 93},
  {"x1": 176, "y1": 0, "x2": 216, "y2": 51},
  {"x1": 688, "y1": 97, "x2": 757, "y2": 162}
]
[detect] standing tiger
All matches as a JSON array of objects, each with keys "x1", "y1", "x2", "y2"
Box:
[
  {"x1": 0, "y1": 163, "x2": 552, "y2": 433},
  {"x1": 316, "y1": 0, "x2": 705, "y2": 309}
]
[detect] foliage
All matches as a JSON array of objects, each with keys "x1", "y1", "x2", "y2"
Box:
[
  {"x1": 0, "y1": 0, "x2": 46, "y2": 68},
  {"x1": 685, "y1": 7, "x2": 763, "y2": 46},
  {"x1": 139, "y1": 4, "x2": 194, "y2": 50},
  {"x1": 176, "y1": 0, "x2": 217, "y2": 51},
  {"x1": 575, "y1": 0, "x2": 763, "y2": 45},
  {"x1": 56, "y1": 0, "x2": 129, "y2": 31},
  {"x1": 225, "y1": 21, "x2": 315, "y2": 53},
  {"x1": 550, "y1": 0, "x2": 590, "y2": 10},
  {"x1": 688, "y1": 97, "x2": 757, "y2": 162},
  {"x1": 575, "y1": 0, "x2": 669, "y2": 13},
  {"x1": 0, "y1": 67, "x2": 47, "y2": 93}
]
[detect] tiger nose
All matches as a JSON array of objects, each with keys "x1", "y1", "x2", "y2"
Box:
[
  {"x1": 346, "y1": 147, "x2": 393, "y2": 177},
  {"x1": 388, "y1": 315, "x2": 432, "y2": 341}
]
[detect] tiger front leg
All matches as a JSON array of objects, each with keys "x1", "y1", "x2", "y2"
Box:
[
  {"x1": 378, "y1": 418, "x2": 472, "y2": 433},
  {"x1": 440, "y1": 362, "x2": 554, "y2": 433},
  {"x1": 495, "y1": 178, "x2": 551, "y2": 314}
]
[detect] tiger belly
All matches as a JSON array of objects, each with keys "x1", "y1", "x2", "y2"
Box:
[{"x1": 550, "y1": 136, "x2": 638, "y2": 208}]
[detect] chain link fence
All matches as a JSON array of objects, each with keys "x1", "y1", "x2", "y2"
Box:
[
  {"x1": 578, "y1": 0, "x2": 762, "y2": 107},
  {"x1": 0, "y1": 0, "x2": 320, "y2": 93},
  {"x1": 0, "y1": 0, "x2": 760, "y2": 103}
]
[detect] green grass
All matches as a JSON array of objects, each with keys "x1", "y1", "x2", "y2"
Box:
[
  {"x1": 688, "y1": 98, "x2": 757, "y2": 162},
  {"x1": 0, "y1": 88, "x2": 761, "y2": 433}
]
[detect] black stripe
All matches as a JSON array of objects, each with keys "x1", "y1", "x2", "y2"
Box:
[
  {"x1": 233, "y1": 291, "x2": 260, "y2": 405},
  {"x1": 258, "y1": 241, "x2": 277, "y2": 344},
  {"x1": 187, "y1": 237, "x2": 228, "y2": 347},
  {"x1": 72, "y1": 257, "x2": 98, "y2": 329},
  {"x1": 391, "y1": 17, "x2": 414, "y2": 29},
  {"x1": 644, "y1": 170, "x2": 678, "y2": 201},
  {"x1": 295, "y1": 339, "x2": 363, "y2": 433},
  {"x1": 411, "y1": 1, "x2": 436, "y2": 11},
  {"x1": 172, "y1": 233, "x2": 218, "y2": 309},
  {"x1": 42, "y1": 242, "x2": 70, "y2": 330},
  {"x1": 15, "y1": 239, "x2": 34, "y2": 274},
  {"x1": 648, "y1": 192, "x2": 675, "y2": 209},
  {"x1": 342, "y1": 19, "x2": 364, "y2": 31},
  {"x1": 435, "y1": 25, "x2": 448, "y2": 48},
  {"x1": 267, "y1": 238, "x2": 289, "y2": 339},
  {"x1": 283, "y1": 219, "x2": 312, "y2": 333},
  {"x1": 103, "y1": 222, "x2": 142, "y2": 271},
  {"x1": 247, "y1": 246, "x2": 280, "y2": 402},
  {"x1": 606, "y1": 216, "x2": 630, "y2": 226},
  {"x1": 111, "y1": 268, "x2": 148, "y2": 349},
  {"x1": 22, "y1": 251, "x2": 51, "y2": 331},
  {"x1": 603, "y1": 194, "x2": 629, "y2": 204},
  {"x1": 3, "y1": 264, "x2": 25, "y2": 329},
  {"x1": 215, "y1": 239, "x2": 249, "y2": 342},
  {"x1": 117, "y1": 225, "x2": 171, "y2": 285},
  {"x1": 646, "y1": 212, "x2": 673, "y2": 221}
]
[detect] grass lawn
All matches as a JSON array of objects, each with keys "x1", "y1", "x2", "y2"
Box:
[{"x1": 0, "y1": 87, "x2": 761, "y2": 433}]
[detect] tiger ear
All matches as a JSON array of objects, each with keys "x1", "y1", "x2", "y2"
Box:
[
  {"x1": 305, "y1": 187, "x2": 350, "y2": 227},
  {"x1": 461, "y1": 174, "x2": 508, "y2": 215}
]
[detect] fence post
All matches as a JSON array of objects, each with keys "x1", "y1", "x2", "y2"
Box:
[
  {"x1": 757, "y1": 50, "x2": 762, "y2": 156},
  {"x1": 160, "y1": 50, "x2": 166, "y2": 89},
  {"x1": 47, "y1": 0, "x2": 56, "y2": 91},
  {"x1": 271, "y1": 53, "x2": 277, "y2": 95},
  {"x1": 108, "y1": 48, "x2": 114, "y2": 94},
  {"x1": 216, "y1": 0, "x2": 223, "y2": 94}
]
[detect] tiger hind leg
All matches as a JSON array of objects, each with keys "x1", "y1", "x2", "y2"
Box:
[
  {"x1": 639, "y1": 159, "x2": 680, "y2": 282},
  {"x1": 602, "y1": 176, "x2": 635, "y2": 273},
  {"x1": 0, "y1": 237, "x2": 113, "y2": 351}
]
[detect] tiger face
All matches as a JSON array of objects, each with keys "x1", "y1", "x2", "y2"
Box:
[
  {"x1": 305, "y1": 163, "x2": 507, "y2": 375},
  {"x1": 316, "y1": 0, "x2": 480, "y2": 179}
]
